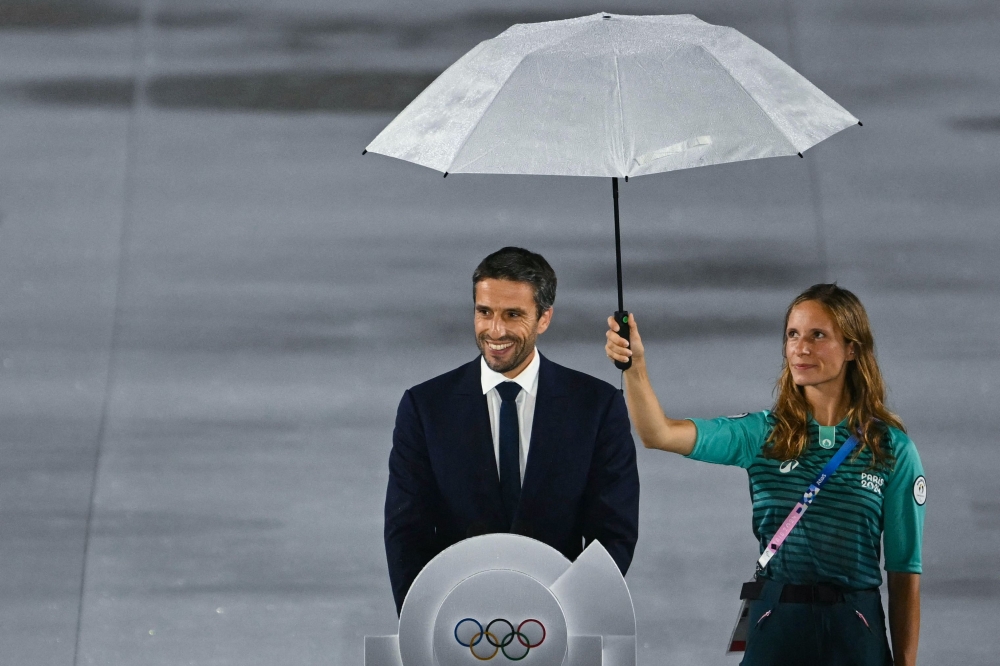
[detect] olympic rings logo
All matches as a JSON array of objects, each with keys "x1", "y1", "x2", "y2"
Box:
[{"x1": 453, "y1": 618, "x2": 546, "y2": 661}]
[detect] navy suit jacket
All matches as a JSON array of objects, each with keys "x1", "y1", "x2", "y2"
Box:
[{"x1": 384, "y1": 353, "x2": 640, "y2": 613}]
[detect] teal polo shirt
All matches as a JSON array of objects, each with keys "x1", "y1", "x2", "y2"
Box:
[{"x1": 687, "y1": 411, "x2": 925, "y2": 589}]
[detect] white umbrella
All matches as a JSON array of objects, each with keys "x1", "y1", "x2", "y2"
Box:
[{"x1": 364, "y1": 12, "x2": 859, "y2": 367}]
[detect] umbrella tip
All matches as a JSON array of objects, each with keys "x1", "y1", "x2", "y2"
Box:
[
  {"x1": 443, "y1": 172, "x2": 448, "y2": 178},
  {"x1": 858, "y1": 121, "x2": 864, "y2": 127},
  {"x1": 362, "y1": 149, "x2": 367, "y2": 155},
  {"x1": 798, "y1": 152, "x2": 804, "y2": 158},
  {"x1": 624, "y1": 175, "x2": 628, "y2": 182}
]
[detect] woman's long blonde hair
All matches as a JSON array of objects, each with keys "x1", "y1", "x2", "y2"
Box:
[{"x1": 766, "y1": 284, "x2": 904, "y2": 469}]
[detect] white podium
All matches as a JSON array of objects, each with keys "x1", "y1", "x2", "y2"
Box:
[{"x1": 365, "y1": 534, "x2": 636, "y2": 666}]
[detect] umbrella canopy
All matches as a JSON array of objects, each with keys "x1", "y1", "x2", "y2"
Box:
[
  {"x1": 365, "y1": 12, "x2": 858, "y2": 178},
  {"x1": 364, "y1": 12, "x2": 860, "y2": 369}
]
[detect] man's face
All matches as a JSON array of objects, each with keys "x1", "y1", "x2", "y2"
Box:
[{"x1": 474, "y1": 278, "x2": 552, "y2": 378}]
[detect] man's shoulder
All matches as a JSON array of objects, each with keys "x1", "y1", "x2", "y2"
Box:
[
  {"x1": 539, "y1": 355, "x2": 619, "y2": 399},
  {"x1": 406, "y1": 357, "x2": 480, "y2": 400}
]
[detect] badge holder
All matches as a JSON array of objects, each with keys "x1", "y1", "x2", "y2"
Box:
[
  {"x1": 726, "y1": 578, "x2": 765, "y2": 653},
  {"x1": 726, "y1": 598, "x2": 751, "y2": 653}
]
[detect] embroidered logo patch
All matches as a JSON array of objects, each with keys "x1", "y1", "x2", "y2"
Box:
[
  {"x1": 779, "y1": 460, "x2": 800, "y2": 473},
  {"x1": 860, "y1": 472, "x2": 884, "y2": 496},
  {"x1": 913, "y1": 476, "x2": 926, "y2": 505}
]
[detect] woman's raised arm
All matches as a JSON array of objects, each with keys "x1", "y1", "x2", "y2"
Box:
[{"x1": 606, "y1": 314, "x2": 697, "y2": 455}]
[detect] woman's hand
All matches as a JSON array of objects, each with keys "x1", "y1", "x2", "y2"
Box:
[
  {"x1": 606, "y1": 313, "x2": 645, "y2": 369},
  {"x1": 603, "y1": 312, "x2": 697, "y2": 455}
]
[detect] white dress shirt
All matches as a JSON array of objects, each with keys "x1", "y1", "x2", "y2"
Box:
[{"x1": 480, "y1": 349, "x2": 540, "y2": 483}]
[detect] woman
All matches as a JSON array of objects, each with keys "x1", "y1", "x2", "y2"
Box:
[{"x1": 606, "y1": 284, "x2": 923, "y2": 666}]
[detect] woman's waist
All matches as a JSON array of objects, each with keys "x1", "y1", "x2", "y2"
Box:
[{"x1": 742, "y1": 579, "x2": 880, "y2": 604}]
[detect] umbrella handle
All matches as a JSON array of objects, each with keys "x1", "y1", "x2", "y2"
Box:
[
  {"x1": 613, "y1": 311, "x2": 632, "y2": 371},
  {"x1": 611, "y1": 179, "x2": 632, "y2": 370}
]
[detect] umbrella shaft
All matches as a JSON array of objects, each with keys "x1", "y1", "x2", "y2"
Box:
[{"x1": 613, "y1": 177, "x2": 624, "y2": 312}]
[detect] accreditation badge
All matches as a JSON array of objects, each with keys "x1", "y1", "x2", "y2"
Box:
[{"x1": 727, "y1": 598, "x2": 751, "y2": 653}]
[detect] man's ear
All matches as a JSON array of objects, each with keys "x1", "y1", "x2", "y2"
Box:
[{"x1": 536, "y1": 307, "x2": 553, "y2": 335}]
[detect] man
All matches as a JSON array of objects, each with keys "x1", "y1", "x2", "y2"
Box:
[{"x1": 384, "y1": 246, "x2": 640, "y2": 614}]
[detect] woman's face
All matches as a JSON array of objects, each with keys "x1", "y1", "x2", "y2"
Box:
[{"x1": 784, "y1": 300, "x2": 855, "y2": 390}]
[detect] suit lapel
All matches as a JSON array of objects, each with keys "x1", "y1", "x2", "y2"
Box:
[
  {"x1": 455, "y1": 357, "x2": 506, "y2": 528},
  {"x1": 518, "y1": 354, "x2": 567, "y2": 514}
]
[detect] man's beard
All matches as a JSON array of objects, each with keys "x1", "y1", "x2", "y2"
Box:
[{"x1": 477, "y1": 332, "x2": 535, "y2": 375}]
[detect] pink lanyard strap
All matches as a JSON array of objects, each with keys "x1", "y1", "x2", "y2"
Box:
[{"x1": 756, "y1": 434, "x2": 860, "y2": 573}]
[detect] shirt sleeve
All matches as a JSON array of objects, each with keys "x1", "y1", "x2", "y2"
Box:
[
  {"x1": 882, "y1": 428, "x2": 925, "y2": 573},
  {"x1": 685, "y1": 411, "x2": 770, "y2": 469}
]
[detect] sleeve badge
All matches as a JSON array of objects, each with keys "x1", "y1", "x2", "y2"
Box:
[{"x1": 913, "y1": 476, "x2": 927, "y2": 506}]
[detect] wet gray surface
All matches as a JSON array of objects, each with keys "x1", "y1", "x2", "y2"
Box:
[{"x1": 0, "y1": 0, "x2": 998, "y2": 664}]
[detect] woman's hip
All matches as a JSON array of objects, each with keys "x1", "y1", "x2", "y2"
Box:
[{"x1": 740, "y1": 581, "x2": 891, "y2": 666}]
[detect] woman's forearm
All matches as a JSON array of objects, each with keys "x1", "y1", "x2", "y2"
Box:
[
  {"x1": 887, "y1": 572, "x2": 920, "y2": 666},
  {"x1": 622, "y1": 361, "x2": 696, "y2": 455},
  {"x1": 606, "y1": 314, "x2": 696, "y2": 455}
]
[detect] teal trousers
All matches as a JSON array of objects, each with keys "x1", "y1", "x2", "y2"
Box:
[{"x1": 741, "y1": 581, "x2": 893, "y2": 666}]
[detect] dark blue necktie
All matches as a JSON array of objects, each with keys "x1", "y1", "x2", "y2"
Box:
[{"x1": 496, "y1": 381, "x2": 522, "y2": 527}]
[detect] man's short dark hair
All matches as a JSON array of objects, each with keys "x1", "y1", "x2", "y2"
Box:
[{"x1": 473, "y1": 247, "x2": 557, "y2": 317}]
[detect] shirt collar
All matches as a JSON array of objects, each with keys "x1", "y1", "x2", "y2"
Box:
[
  {"x1": 807, "y1": 415, "x2": 850, "y2": 428},
  {"x1": 480, "y1": 348, "x2": 540, "y2": 397}
]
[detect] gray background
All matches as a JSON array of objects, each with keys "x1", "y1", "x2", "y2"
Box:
[{"x1": 1, "y1": 0, "x2": 997, "y2": 664}]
